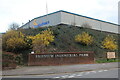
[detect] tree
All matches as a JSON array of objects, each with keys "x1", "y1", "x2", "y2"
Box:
[
  {"x1": 75, "y1": 32, "x2": 93, "y2": 45},
  {"x1": 9, "y1": 22, "x2": 20, "y2": 30},
  {"x1": 31, "y1": 28, "x2": 54, "y2": 53},
  {"x1": 101, "y1": 35, "x2": 117, "y2": 50}
]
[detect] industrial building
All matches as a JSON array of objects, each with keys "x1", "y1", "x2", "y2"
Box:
[{"x1": 21, "y1": 10, "x2": 118, "y2": 34}]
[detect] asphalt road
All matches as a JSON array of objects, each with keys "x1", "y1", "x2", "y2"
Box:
[
  {"x1": 3, "y1": 68, "x2": 119, "y2": 78},
  {"x1": 2, "y1": 62, "x2": 119, "y2": 80},
  {"x1": 2, "y1": 62, "x2": 118, "y2": 76}
]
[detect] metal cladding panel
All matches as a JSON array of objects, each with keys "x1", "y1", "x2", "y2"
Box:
[
  {"x1": 96, "y1": 23, "x2": 118, "y2": 33},
  {"x1": 21, "y1": 23, "x2": 29, "y2": 29},
  {"x1": 61, "y1": 12, "x2": 75, "y2": 25},
  {"x1": 21, "y1": 10, "x2": 118, "y2": 34},
  {"x1": 31, "y1": 12, "x2": 61, "y2": 28},
  {"x1": 61, "y1": 11, "x2": 118, "y2": 34},
  {"x1": 22, "y1": 12, "x2": 61, "y2": 28}
]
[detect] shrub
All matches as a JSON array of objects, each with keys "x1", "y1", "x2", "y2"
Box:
[
  {"x1": 15, "y1": 54, "x2": 23, "y2": 65},
  {"x1": 32, "y1": 28, "x2": 55, "y2": 53},
  {"x1": 75, "y1": 32, "x2": 93, "y2": 45},
  {"x1": 2, "y1": 52, "x2": 23, "y2": 69},
  {"x1": 6, "y1": 37, "x2": 27, "y2": 51},
  {"x1": 2, "y1": 30, "x2": 29, "y2": 52},
  {"x1": 2, "y1": 30, "x2": 24, "y2": 41},
  {"x1": 101, "y1": 35, "x2": 117, "y2": 50}
]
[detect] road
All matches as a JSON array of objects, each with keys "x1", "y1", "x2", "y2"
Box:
[
  {"x1": 3, "y1": 68, "x2": 119, "y2": 78},
  {"x1": 2, "y1": 62, "x2": 119, "y2": 80}
]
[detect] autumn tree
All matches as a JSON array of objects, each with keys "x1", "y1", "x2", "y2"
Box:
[
  {"x1": 75, "y1": 32, "x2": 93, "y2": 45},
  {"x1": 102, "y1": 35, "x2": 117, "y2": 50},
  {"x1": 30, "y1": 28, "x2": 54, "y2": 53}
]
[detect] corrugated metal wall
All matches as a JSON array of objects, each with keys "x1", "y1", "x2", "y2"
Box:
[
  {"x1": 61, "y1": 12, "x2": 118, "y2": 33},
  {"x1": 21, "y1": 10, "x2": 118, "y2": 34}
]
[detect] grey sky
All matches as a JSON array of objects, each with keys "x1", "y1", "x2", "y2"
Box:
[{"x1": 0, "y1": 0, "x2": 119, "y2": 32}]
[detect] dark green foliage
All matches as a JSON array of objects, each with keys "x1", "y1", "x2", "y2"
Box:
[
  {"x1": 18, "y1": 27, "x2": 47, "y2": 36},
  {"x1": 2, "y1": 52, "x2": 23, "y2": 68},
  {"x1": 18, "y1": 24, "x2": 118, "y2": 60},
  {"x1": 15, "y1": 54, "x2": 23, "y2": 65}
]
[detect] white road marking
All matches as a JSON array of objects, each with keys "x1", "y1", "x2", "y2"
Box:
[
  {"x1": 98, "y1": 70, "x2": 103, "y2": 72},
  {"x1": 54, "y1": 77, "x2": 60, "y2": 78},
  {"x1": 103, "y1": 70, "x2": 108, "y2": 71},
  {"x1": 61, "y1": 75, "x2": 69, "y2": 78},
  {"x1": 54, "y1": 69, "x2": 109, "y2": 79},
  {"x1": 68, "y1": 75, "x2": 75, "y2": 78}
]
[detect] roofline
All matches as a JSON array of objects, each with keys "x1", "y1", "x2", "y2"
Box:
[
  {"x1": 20, "y1": 10, "x2": 62, "y2": 28},
  {"x1": 21, "y1": 10, "x2": 118, "y2": 28},
  {"x1": 60, "y1": 10, "x2": 118, "y2": 26}
]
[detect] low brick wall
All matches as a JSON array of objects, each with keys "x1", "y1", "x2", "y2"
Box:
[{"x1": 28, "y1": 51, "x2": 94, "y2": 66}]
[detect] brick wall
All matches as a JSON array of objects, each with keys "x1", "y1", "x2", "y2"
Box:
[{"x1": 28, "y1": 51, "x2": 94, "y2": 66}]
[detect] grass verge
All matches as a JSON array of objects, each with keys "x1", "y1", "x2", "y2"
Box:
[{"x1": 96, "y1": 58, "x2": 120, "y2": 63}]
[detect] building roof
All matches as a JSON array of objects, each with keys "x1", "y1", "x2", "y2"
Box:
[{"x1": 21, "y1": 10, "x2": 118, "y2": 28}]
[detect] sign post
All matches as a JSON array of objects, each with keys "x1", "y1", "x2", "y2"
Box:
[{"x1": 107, "y1": 52, "x2": 116, "y2": 61}]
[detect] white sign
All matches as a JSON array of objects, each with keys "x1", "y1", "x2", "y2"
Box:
[
  {"x1": 31, "y1": 51, "x2": 34, "y2": 54},
  {"x1": 107, "y1": 52, "x2": 116, "y2": 59}
]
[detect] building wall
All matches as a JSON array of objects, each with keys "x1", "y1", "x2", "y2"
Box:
[
  {"x1": 22, "y1": 12, "x2": 61, "y2": 29},
  {"x1": 21, "y1": 10, "x2": 118, "y2": 34},
  {"x1": 61, "y1": 12, "x2": 118, "y2": 33}
]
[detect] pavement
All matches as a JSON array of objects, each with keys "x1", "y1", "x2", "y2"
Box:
[{"x1": 2, "y1": 62, "x2": 118, "y2": 76}]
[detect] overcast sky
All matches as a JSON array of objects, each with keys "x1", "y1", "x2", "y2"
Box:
[{"x1": 0, "y1": 0, "x2": 119, "y2": 33}]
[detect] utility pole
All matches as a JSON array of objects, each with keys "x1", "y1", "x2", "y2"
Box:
[
  {"x1": 44, "y1": 0, "x2": 49, "y2": 27},
  {"x1": 46, "y1": 0, "x2": 48, "y2": 15},
  {"x1": 46, "y1": 0, "x2": 48, "y2": 23}
]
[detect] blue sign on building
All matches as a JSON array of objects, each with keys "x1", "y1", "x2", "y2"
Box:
[{"x1": 33, "y1": 20, "x2": 50, "y2": 28}]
